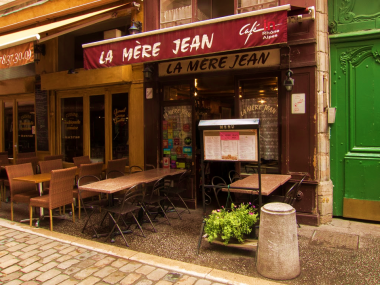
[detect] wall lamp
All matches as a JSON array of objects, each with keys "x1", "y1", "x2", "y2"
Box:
[
  {"x1": 143, "y1": 66, "x2": 153, "y2": 80},
  {"x1": 34, "y1": 44, "x2": 45, "y2": 63},
  {"x1": 283, "y1": 70, "x2": 294, "y2": 92},
  {"x1": 129, "y1": 20, "x2": 142, "y2": 35}
]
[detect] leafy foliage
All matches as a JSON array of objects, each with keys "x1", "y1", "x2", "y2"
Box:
[{"x1": 204, "y1": 203, "x2": 258, "y2": 245}]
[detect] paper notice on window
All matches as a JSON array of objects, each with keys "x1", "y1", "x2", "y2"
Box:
[
  {"x1": 238, "y1": 135, "x2": 257, "y2": 161},
  {"x1": 221, "y1": 140, "x2": 238, "y2": 160},
  {"x1": 204, "y1": 136, "x2": 221, "y2": 160}
]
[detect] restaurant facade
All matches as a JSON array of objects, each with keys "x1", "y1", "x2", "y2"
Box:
[{"x1": 0, "y1": 0, "x2": 332, "y2": 225}]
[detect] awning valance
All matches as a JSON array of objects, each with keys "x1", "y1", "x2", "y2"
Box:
[{"x1": 83, "y1": 5, "x2": 291, "y2": 70}]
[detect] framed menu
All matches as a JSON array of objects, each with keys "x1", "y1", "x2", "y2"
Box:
[
  {"x1": 35, "y1": 88, "x2": 49, "y2": 151},
  {"x1": 203, "y1": 129, "x2": 257, "y2": 162}
]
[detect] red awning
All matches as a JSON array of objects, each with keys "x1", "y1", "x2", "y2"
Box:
[{"x1": 83, "y1": 5, "x2": 291, "y2": 70}]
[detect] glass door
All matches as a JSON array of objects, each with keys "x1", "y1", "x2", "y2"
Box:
[
  {"x1": 17, "y1": 99, "x2": 35, "y2": 155},
  {"x1": 90, "y1": 95, "x2": 105, "y2": 163},
  {"x1": 3, "y1": 101, "x2": 14, "y2": 158}
]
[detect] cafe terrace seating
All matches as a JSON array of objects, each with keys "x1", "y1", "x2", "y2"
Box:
[
  {"x1": 38, "y1": 159, "x2": 63, "y2": 190},
  {"x1": 74, "y1": 162, "x2": 104, "y2": 219},
  {"x1": 44, "y1": 154, "x2": 64, "y2": 161},
  {"x1": 5, "y1": 163, "x2": 40, "y2": 221},
  {"x1": 73, "y1": 156, "x2": 92, "y2": 167},
  {"x1": 16, "y1": 157, "x2": 39, "y2": 174},
  {"x1": 101, "y1": 182, "x2": 152, "y2": 246},
  {"x1": 106, "y1": 158, "x2": 128, "y2": 179},
  {"x1": 29, "y1": 167, "x2": 77, "y2": 231},
  {"x1": 162, "y1": 170, "x2": 191, "y2": 218}
]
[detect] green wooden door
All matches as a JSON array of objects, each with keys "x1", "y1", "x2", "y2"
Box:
[{"x1": 331, "y1": 37, "x2": 380, "y2": 221}]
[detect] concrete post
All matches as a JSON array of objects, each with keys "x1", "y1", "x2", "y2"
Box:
[{"x1": 256, "y1": 202, "x2": 300, "y2": 280}]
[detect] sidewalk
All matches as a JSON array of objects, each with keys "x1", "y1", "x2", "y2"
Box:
[{"x1": 0, "y1": 218, "x2": 281, "y2": 285}]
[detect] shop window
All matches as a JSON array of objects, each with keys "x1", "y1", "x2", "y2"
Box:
[
  {"x1": 4, "y1": 102, "x2": 14, "y2": 158},
  {"x1": 163, "y1": 84, "x2": 191, "y2": 101},
  {"x1": 162, "y1": 105, "x2": 193, "y2": 169},
  {"x1": 160, "y1": 0, "x2": 234, "y2": 29},
  {"x1": 237, "y1": 0, "x2": 279, "y2": 13},
  {"x1": 17, "y1": 100, "x2": 35, "y2": 154},
  {"x1": 112, "y1": 93, "x2": 129, "y2": 163},
  {"x1": 61, "y1": 97, "x2": 83, "y2": 162},
  {"x1": 90, "y1": 95, "x2": 105, "y2": 163},
  {"x1": 239, "y1": 77, "x2": 279, "y2": 174}
]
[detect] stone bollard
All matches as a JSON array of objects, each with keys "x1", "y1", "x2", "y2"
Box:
[{"x1": 256, "y1": 202, "x2": 300, "y2": 280}]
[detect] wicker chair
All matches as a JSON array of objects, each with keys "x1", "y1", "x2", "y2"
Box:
[
  {"x1": 44, "y1": 154, "x2": 64, "y2": 161},
  {"x1": 16, "y1": 157, "x2": 40, "y2": 174},
  {"x1": 106, "y1": 158, "x2": 127, "y2": 179},
  {"x1": 29, "y1": 167, "x2": 77, "y2": 231},
  {"x1": 18, "y1": 152, "x2": 36, "y2": 158},
  {"x1": 73, "y1": 156, "x2": 91, "y2": 167},
  {"x1": 73, "y1": 162, "x2": 103, "y2": 219},
  {"x1": 5, "y1": 163, "x2": 39, "y2": 221},
  {"x1": 38, "y1": 159, "x2": 63, "y2": 190}
]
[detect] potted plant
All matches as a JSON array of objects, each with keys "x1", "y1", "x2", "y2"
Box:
[{"x1": 204, "y1": 202, "x2": 259, "y2": 245}]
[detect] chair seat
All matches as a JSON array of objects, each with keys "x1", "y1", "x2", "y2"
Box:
[
  {"x1": 29, "y1": 194, "x2": 50, "y2": 208},
  {"x1": 13, "y1": 191, "x2": 40, "y2": 204},
  {"x1": 105, "y1": 202, "x2": 141, "y2": 216}
]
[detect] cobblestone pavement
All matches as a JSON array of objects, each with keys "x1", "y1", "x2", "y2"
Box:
[{"x1": 0, "y1": 220, "x2": 281, "y2": 285}]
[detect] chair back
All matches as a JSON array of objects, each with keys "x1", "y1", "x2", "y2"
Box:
[
  {"x1": 106, "y1": 158, "x2": 127, "y2": 179},
  {"x1": 145, "y1": 164, "x2": 156, "y2": 170},
  {"x1": 283, "y1": 174, "x2": 307, "y2": 206},
  {"x1": 18, "y1": 152, "x2": 36, "y2": 159},
  {"x1": 211, "y1": 176, "x2": 227, "y2": 209},
  {"x1": 15, "y1": 157, "x2": 39, "y2": 174},
  {"x1": 120, "y1": 182, "x2": 146, "y2": 208},
  {"x1": 129, "y1": 165, "x2": 143, "y2": 174},
  {"x1": 78, "y1": 162, "x2": 103, "y2": 186},
  {"x1": 38, "y1": 159, "x2": 63, "y2": 189},
  {"x1": 49, "y1": 167, "x2": 77, "y2": 209},
  {"x1": 44, "y1": 154, "x2": 64, "y2": 161},
  {"x1": 5, "y1": 163, "x2": 36, "y2": 196},
  {"x1": 73, "y1": 156, "x2": 91, "y2": 167},
  {"x1": 149, "y1": 176, "x2": 167, "y2": 198},
  {"x1": 228, "y1": 170, "x2": 241, "y2": 184}
]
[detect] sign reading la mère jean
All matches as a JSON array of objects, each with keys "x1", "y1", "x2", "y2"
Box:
[
  {"x1": 83, "y1": 9, "x2": 287, "y2": 69},
  {"x1": 159, "y1": 48, "x2": 280, "y2": 76}
]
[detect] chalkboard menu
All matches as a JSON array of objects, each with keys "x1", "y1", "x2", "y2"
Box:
[{"x1": 35, "y1": 88, "x2": 49, "y2": 151}]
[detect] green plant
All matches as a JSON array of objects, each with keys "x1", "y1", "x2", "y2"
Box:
[{"x1": 204, "y1": 202, "x2": 259, "y2": 245}]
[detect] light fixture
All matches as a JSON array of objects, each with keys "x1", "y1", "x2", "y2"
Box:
[
  {"x1": 143, "y1": 66, "x2": 153, "y2": 80},
  {"x1": 283, "y1": 70, "x2": 294, "y2": 92},
  {"x1": 34, "y1": 44, "x2": 45, "y2": 63},
  {"x1": 129, "y1": 20, "x2": 142, "y2": 35},
  {"x1": 194, "y1": 88, "x2": 198, "y2": 97}
]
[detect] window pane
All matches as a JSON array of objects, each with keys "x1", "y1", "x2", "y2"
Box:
[
  {"x1": 163, "y1": 105, "x2": 192, "y2": 170},
  {"x1": 163, "y1": 84, "x2": 191, "y2": 101},
  {"x1": 160, "y1": 0, "x2": 192, "y2": 28},
  {"x1": 18, "y1": 100, "x2": 35, "y2": 154},
  {"x1": 90, "y1": 95, "x2": 105, "y2": 163},
  {"x1": 112, "y1": 93, "x2": 129, "y2": 163},
  {"x1": 4, "y1": 102, "x2": 13, "y2": 158},
  {"x1": 237, "y1": 0, "x2": 278, "y2": 13},
  {"x1": 61, "y1": 97, "x2": 83, "y2": 162}
]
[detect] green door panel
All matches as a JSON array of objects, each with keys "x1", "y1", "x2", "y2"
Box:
[{"x1": 345, "y1": 157, "x2": 380, "y2": 200}]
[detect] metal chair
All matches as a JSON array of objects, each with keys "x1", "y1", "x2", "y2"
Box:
[
  {"x1": 129, "y1": 165, "x2": 143, "y2": 174},
  {"x1": 44, "y1": 154, "x2": 64, "y2": 161},
  {"x1": 73, "y1": 156, "x2": 91, "y2": 167},
  {"x1": 161, "y1": 170, "x2": 191, "y2": 217},
  {"x1": 101, "y1": 183, "x2": 154, "y2": 246},
  {"x1": 106, "y1": 158, "x2": 127, "y2": 179},
  {"x1": 5, "y1": 163, "x2": 40, "y2": 221},
  {"x1": 73, "y1": 162, "x2": 103, "y2": 219},
  {"x1": 211, "y1": 176, "x2": 229, "y2": 209},
  {"x1": 29, "y1": 167, "x2": 77, "y2": 231},
  {"x1": 228, "y1": 170, "x2": 241, "y2": 184}
]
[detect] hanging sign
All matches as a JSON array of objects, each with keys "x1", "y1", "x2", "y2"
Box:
[
  {"x1": 83, "y1": 9, "x2": 287, "y2": 69},
  {"x1": 0, "y1": 42, "x2": 34, "y2": 69},
  {"x1": 159, "y1": 49, "x2": 280, "y2": 76}
]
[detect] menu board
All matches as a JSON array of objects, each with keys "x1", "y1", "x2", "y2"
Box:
[
  {"x1": 35, "y1": 88, "x2": 49, "y2": 151},
  {"x1": 203, "y1": 130, "x2": 257, "y2": 162}
]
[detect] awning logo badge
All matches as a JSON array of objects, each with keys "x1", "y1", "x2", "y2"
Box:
[{"x1": 240, "y1": 20, "x2": 281, "y2": 45}]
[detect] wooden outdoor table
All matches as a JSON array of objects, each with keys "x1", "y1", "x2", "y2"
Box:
[
  {"x1": 79, "y1": 168, "x2": 186, "y2": 194},
  {"x1": 222, "y1": 174, "x2": 291, "y2": 196}
]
